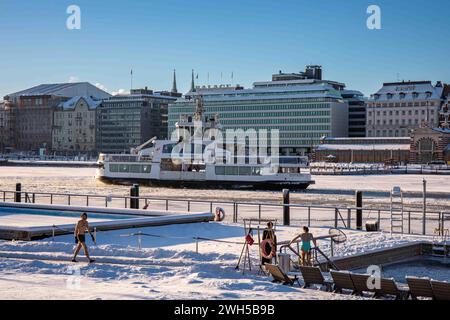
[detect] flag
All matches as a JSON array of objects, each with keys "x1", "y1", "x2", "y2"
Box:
[
  {"x1": 196, "y1": 73, "x2": 199, "y2": 79},
  {"x1": 245, "y1": 234, "x2": 254, "y2": 246},
  {"x1": 131, "y1": 69, "x2": 133, "y2": 75}
]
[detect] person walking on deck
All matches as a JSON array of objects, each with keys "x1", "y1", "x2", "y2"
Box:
[
  {"x1": 72, "y1": 213, "x2": 95, "y2": 263},
  {"x1": 289, "y1": 226, "x2": 316, "y2": 266}
]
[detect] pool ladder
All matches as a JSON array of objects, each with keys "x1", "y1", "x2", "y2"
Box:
[
  {"x1": 432, "y1": 228, "x2": 449, "y2": 259},
  {"x1": 390, "y1": 187, "x2": 404, "y2": 235}
]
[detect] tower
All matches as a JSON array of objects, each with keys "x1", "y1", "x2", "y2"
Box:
[
  {"x1": 190, "y1": 69, "x2": 196, "y2": 92},
  {"x1": 171, "y1": 69, "x2": 178, "y2": 94}
]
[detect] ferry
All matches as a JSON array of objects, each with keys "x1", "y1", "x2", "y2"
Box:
[{"x1": 96, "y1": 97, "x2": 315, "y2": 190}]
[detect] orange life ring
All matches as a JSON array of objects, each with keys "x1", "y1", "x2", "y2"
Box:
[
  {"x1": 214, "y1": 207, "x2": 225, "y2": 222},
  {"x1": 260, "y1": 239, "x2": 276, "y2": 259}
]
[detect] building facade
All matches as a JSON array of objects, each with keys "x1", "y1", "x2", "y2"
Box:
[
  {"x1": 440, "y1": 94, "x2": 450, "y2": 128},
  {"x1": 313, "y1": 137, "x2": 411, "y2": 163},
  {"x1": 410, "y1": 126, "x2": 450, "y2": 163},
  {"x1": 169, "y1": 66, "x2": 357, "y2": 155},
  {"x1": 341, "y1": 90, "x2": 366, "y2": 138},
  {"x1": 3, "y1": 82, "x2": 110, "y2": 152},
  {"x1": 366, "y1": 81, "x2": 443, "y2": 138},
  {"x1": 97, "y1": 88, "x2": 179, "y2": 154},
  {"x1": 52, "y1": 96, "x2": 101, "y2": 155}
]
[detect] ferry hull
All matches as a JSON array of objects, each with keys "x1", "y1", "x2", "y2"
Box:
[{"x1": 97, "y1": 176, "x2": 314, "y2": 190}]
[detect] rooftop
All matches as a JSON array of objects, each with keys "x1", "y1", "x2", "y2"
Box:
[
  {"x1": 58, "y1": 96, "x2": 102, "y2": 110},
  {"x1": 5, "y1": 82, "x2": 111, "y2": 100}
]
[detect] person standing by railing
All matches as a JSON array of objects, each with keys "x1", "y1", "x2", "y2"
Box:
[
  {"x1": 72, "y1": 213, "x2": 95, "y2": 263},
  {"x1": 289, "y1": 226, "x2": 317, "y2": 266}
]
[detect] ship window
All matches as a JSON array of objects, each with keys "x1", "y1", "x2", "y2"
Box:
[
  {"x1": 143, "y1": 165, "x2": 151, "y2": 173},
  {"x1": 109, "y1": 164, "x2": 119, "y2": 172},
  {"x1": 215, "y1": 166, "x2": 225, "y2": 175},
  {"x1": 129, "y1": 165, "x2": 142, "y2": 173},
  {"x1": 251, "y1": 167, "x2": 261, "y2": 176},
  {"x1": 238, "y1": 167, "x2": 252, "y2": 176},
  {"x1": 225, "y1": 166, "x2": 239, "y2": 175},
  {"x1": 120, "y1": 165, "x2": 130, "y2": 173}
]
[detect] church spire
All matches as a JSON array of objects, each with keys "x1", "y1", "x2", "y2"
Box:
[
  {"x1": 190, "y1": 69, "x2": 196, "y2": 92},
  {"x1": 171, "y1": 69, "x2": 178, "y2": 93}
]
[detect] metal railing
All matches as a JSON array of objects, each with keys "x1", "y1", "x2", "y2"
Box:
[{"x1": 0, "y1": 189, "x2": 449, "y2": 236}]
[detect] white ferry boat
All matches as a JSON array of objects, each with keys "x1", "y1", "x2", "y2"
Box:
[{"x1": 96, "y1": 97, "x2": 315, "y2": 190}]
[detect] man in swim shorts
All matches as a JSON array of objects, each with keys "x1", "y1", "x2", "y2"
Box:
[
  {"x1": 72, "y1": 213, "x2": 95, "y2": 263},
  {"x1": 289, "y1": 226, "x2": 316, "y2": 266}
]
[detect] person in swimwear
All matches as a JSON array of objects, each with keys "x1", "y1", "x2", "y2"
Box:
[
  {"x1": 289, "y1": 226, "x2": 317, "y2": 266},
  {"x1": 72, "y1": 213, "x2": 95, "y2": 263}
]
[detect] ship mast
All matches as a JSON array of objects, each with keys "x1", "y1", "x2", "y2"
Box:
[{"x1": 193, "y1": 94, "x2": 204, "y2": 121}]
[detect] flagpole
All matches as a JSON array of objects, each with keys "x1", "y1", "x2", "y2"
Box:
[{"x1": 130, "y1": 68, "x2": 133, "y2": 91}]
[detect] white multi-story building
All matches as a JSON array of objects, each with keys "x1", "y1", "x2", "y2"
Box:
[
  {"x1": 366, "y1": 81, "x2": 443, "y2": 137},
  {"x1": 169, "y1": 66, "x2": 352, "y2": 155},
  {"x1": 52, "y1": 96, "x2": 101, "y2": 155}
]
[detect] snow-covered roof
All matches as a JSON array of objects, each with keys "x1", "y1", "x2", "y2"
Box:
[
  {"x1": 370, "y1": 81, "x2": 443, "y2": 102},
  {"x1": 58, "y1": 96, "x2": 102, "y2": 110},
  {"x1": 7, "y1": 82, "x2": 111, "y2": 100},
  {"x1": 316, "y1": 144, "x2": 411, "y2": 151}
]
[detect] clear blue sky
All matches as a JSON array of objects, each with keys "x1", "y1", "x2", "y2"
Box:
[{"x1": 0, "y1": 0, "x2": 449, "y2": 98}]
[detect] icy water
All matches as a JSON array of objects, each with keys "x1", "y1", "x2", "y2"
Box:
[
  {"x1": 0, "y1": 167, "x2": 448, "y2": 212},
  {"x1": 380, "y1": 258, "x2": 450, "y2": 283}
]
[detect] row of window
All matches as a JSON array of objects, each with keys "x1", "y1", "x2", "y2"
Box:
[
  {"x1": 368, "y1": 109, "x2": 436, "y2": 117},
  {"x1": 215, "y1": 166, "x2": 262, "y2": 176},
  {"x1": 169, "y1": 103, "x2": 332, "y2": 114},
  {"x1": 109, "y1": 164, "x2": 151, "y2": 173},
  {"x1": 368, "y1": 101, "x2": 436, "y2": 107}
]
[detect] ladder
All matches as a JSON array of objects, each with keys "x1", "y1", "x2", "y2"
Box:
[
  {"x1": 432, "y1": 228, "x2": 449, "y2": 259},
  {"x1": 390, "y1": 186, "x2": 404, "y2": 234}
]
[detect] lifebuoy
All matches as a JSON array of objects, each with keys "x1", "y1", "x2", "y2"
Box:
[
  {"x1": 260, "y1": 239, "x2": 276, "y2": 259},
  {"x1": 214, "y1": 207, "x2": 225, "y2": 222}
]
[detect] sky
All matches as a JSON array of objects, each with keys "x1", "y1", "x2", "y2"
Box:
[{"x1": 0, "y1": 0, "x2": 449, "y2": 99}]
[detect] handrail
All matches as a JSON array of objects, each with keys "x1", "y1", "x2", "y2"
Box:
[
  {"x1": 279, "y1": 243, "x2": 339, "y2": 270},
  {"x1": 0, "y1": 188, "x2": 448, "y2": 216}
]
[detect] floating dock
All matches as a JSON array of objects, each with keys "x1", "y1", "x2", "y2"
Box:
[{"x1": 0, "y1": 202, "x2": 215, "y2": 241}]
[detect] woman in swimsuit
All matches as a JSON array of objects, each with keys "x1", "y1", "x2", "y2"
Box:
[
  {"x1": 72, "y1": 213, "x2": 95, "y2": 263},
  {"x1": 289, "y1": 226, "x2": 317, "y2": 266}
]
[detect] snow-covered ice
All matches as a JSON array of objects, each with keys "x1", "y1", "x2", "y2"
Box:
[{"x1": 0, "y1": 221, "x2": 439, "y2": 300}]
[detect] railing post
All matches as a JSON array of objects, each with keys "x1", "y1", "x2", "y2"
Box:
[
  {"x1": 422, "y1": 179, "x2": 427, "y2": 235},
  {"x1": 86, "y1": 196, "x2": 89, "y2": 207},
  {"x1": 50, "y1": 194, "x2": 53, "y2": 204},
  {"x1": 187, "y1": 200, "x2": 190, "y2": 212},
  {"x1": 32, "y1": 193, "x2": 35, "y2": 204},
  {"x1": 334, "y1": 208, "x2": 338, "y2": 228},
  {"x1": 68, "y1": 195, "x2": 71, "y2": 206},
  {"x1": 307, "y1": 207, "x2": 311, "y2": 227},
  {"x1": 347, "y1": 209, "x2": 351, "y2": 229},
  {"x1": 408, "y1": 211, "x2": 411, "y2": 234},
  {"x1": 258, "y1": 204, "x2": 262, "y2": 223},
  {"x1": 235, "y1": 203, "x2": 239, "y2": 223},
  {"x1": 355, "y1": 191, "x2": 363, "y2": 230},
  {"x1": 15, "y1": 183, "x2": 21, "y2": 203},
  {"x1": 166, "y1": 199, "x2": 169, "y2": 211},
  {"x1": 283, "y1": 189, "x2": 290, "y2": 226}
]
